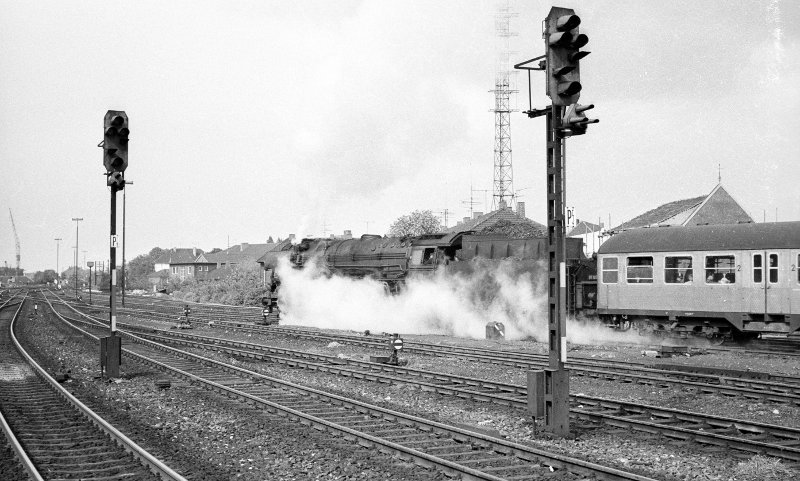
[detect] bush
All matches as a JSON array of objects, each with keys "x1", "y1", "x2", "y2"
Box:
[{"x1": 168, "y1": 264, "x2": 269, "y2": 306}]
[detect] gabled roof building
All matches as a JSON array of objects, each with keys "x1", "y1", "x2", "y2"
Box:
[{"x1": 610, "y1": 184, "x2": 753, "y2": 234}]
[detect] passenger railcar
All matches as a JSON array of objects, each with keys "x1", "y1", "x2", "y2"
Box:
[{"x1": 596, "y1": 221, "x2": 800, "y2": 340}]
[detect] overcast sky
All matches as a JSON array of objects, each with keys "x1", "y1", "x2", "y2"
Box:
[{"x1": 2, "y1": 1, "x2": 798, "y2": 273}]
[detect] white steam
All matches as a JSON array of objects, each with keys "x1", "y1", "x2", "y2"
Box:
[
  {"x1": 276, "y1": 255, "x2": 659, "y2": 346},
  {"x1": 276, "y1": 256, "x2": 550, "y2": 340}
]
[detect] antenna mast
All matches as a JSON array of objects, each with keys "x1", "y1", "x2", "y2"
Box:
[{"x1": 491, "y1": 1, "x2": 518, "y2": 211}]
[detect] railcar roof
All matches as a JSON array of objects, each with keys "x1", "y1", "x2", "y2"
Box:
[{"x1": 598, "y1": 221, "x2": 800, "y2": 254}]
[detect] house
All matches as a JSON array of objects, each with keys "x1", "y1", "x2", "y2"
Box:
[
  {"x1": 153, "y1": 248, "x2": 205, "y2": 281},
  {"x1": 567, "y1": 220, "x2": 604, "y2": 256},
  {"x1": 609, "y1": 184, "x2": 753, "y2": 234},
  {"x1": 147, "y1": 269, "x2": 170, "y2": 292},
  {"x1": 204, "y1": 243, "x2": 276, "y2": 272},
  {"x1": 446, "y1": 202, "x2": 547, "y2": 238}
]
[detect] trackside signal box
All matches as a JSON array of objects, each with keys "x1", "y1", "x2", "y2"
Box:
[{"x1": 100, "y1": 335, "x2": 122, "y2": 378}]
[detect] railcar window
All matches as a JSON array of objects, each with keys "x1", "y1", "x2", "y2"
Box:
[
  {"x1": 705, "y1": 255, "x2": 736, "y2": 284},
  {"x1": 769, "y1": 254, "x2": 779, "y2": 283},
  {"x1": 626, "y1": 256, "x2": 653, "y2": 283},
  {"x1": 665, "y1": 256, "x2": 693, "y2": 283},
  {"x1": 753, "y1": 254, "x2": 762, "y2": 283},
  {"x1": 601, "y1": 257, "x2": 618, "y2": 283}
]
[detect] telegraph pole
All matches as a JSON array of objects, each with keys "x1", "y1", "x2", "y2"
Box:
[
  {"x1": 100, "y1": 110, "x2": 129, "y2": 378},
  {"x1": 515, "y1": 6, "x2": 597, "y2": 437},
  {"x1": 54, "y1": 238, "x2": 62, "y2": 287},
  {"x1": 71, "y1": 218, "x2": 83, "y2": 299}
]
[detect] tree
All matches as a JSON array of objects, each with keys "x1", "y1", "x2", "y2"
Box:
[
  {"x1": 125, "y1": 247, "x2": 165, "y2": 290},
  {"x1": 388, "y1": 210, "x2": 443, "y2": 237}
]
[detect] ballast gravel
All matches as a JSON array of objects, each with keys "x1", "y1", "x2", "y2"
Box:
[{"x1": 16, "y1": 300, "x2": 800, "y2": 481}]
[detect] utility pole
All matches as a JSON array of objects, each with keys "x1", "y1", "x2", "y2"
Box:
[
  {"x1": 72, "y1": 218, "x2": 83, "y2": 299},
  {"x1": 515, "y1": 6, "x2": 597, "y2": 437},
  {"x1": 122, "y1": 180, "x2": 133, "y2": 306},
  {"x1": 54, "y1": 238, "x2": 62, "y2": 286},
  {"x1": 100, "y1": 110, "x2": 129, "y2": 378}
]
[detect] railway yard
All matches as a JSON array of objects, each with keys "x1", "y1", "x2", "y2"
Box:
[{"x1": 1, "y1": 287, "x2": 799, "y2": 480}]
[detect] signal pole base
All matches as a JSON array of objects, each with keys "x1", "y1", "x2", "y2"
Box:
[
  {"x1": 100, "y1": 333, "x2": 122, "y2": 378},
  {"x1": 544, "y1": 368, "x2": 570, "y2": 436}
]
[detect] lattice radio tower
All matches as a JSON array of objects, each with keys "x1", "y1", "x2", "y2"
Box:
[{"x1": 491, "y1": 1, "x2": 518, "y2": 211}]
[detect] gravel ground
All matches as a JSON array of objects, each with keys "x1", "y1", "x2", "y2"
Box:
[
  {"x1": 16, "y1": 304, "x2": 443, "y2": 480},
  {"x1": 147, "y1": 321, "x2": 800, "y2": 481},
  {"x1": 39, "y1": 307, "x2": 800, "y2": 480}
]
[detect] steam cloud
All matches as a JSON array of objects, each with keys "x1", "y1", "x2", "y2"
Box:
[
  {"x1": 276, "y1": 256, "x2": 549, "y2": 340},
  {"x1": 275, "y1": 256, "x2": 652, "y2": 345}
]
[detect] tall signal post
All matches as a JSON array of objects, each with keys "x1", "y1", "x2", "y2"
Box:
[
  {"x1": 99, "y1": 110, "x2": 129, "y2": 378},
  {"x1": 515, "y1": 6, "x2": 598, "y2": 436},
  {"x1": 491, "y1": 2, "x2": 518, "y2": 211}
]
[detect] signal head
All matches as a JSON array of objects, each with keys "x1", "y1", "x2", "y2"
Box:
[
  {"x1": 103, "y1": 110, "x2": 128, "y2": 173},
  {"x1": 544, "y1": 7, "x2": 590, "y2": 106}
]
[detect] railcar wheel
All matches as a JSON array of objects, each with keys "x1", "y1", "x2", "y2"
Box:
[
  {"x1": 617, "y1": 320, "x2": 632, "y2": 331},
  {"x1": 706, "y1": 334, "x2": 725, "y2": 346}
]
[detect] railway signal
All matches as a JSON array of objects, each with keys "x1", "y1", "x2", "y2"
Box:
[
  {"x1": 545, "y1": 7, "x2": 589, "y2": 106},
  {"x1": 559, "y1": 103, "x2": 598, "y2": 137},
  {"x1": 514, "y1": 5, "x2": 599, "y2": 437},
  {"x1": 103, "y1": 111, "x2": 129, "y2": 190}
]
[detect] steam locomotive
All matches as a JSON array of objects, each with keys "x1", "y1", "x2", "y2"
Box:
[{"x1": 274, "y1": 221, "x2": 800, "y2": 342}]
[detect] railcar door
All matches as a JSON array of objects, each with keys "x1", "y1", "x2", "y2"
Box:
[
  {"x1": 792, "y1": 251, "x2": 800, "y2": 316},
  {"x1": 766, "y1": 252, "x2": 789, "y2": 315},
  {"x1": 751, "y1": 251, "x2": 790, "y2": 318}
]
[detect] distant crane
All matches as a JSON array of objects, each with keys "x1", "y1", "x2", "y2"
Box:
[{"x1": 9, "y1": 209, "x2": 20, "y2": 273}]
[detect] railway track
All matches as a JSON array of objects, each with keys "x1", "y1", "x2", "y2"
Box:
[
  {"x1": 44, "y1": 294, "x2": 657, "y2": 481},
  {"x1": 49, "y1": 292, "x2": 800, "y2": 402},
  {"x1": 0, "y1": 292, "x2": 185, "y2": 481},
  {"x1": 51, "y1": 297, "x2": 800, "y2": 465},
  {"x1": 57, "y1": 290, "x2": 800, "y2": 356}
]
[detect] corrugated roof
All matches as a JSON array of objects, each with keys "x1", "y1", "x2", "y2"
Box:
[{"x1": 598, "y1": 221, "x2": 800, "y2": 254}]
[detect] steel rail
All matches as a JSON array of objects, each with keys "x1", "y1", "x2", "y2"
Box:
[
  {"x1": 0, "y1": 292, "x2": 45, "y2": 481},
  {"x1": 13, "y1": 292, "x2": 187, "y2": 481},
  {"x1": 46, "y1": 296, "x2": 657, "y2": 481},
  {"x1": 48, "y1": 292, "x2": 800, "y2": 399},
  {"x1": 50, "y1": 303, "x2": 800, "y2": 465},
  {"x1": 122, "y1": 325, "x2": 800, "y2": 463},
  {"x1": 48, "y1": 293, "x2": 800, "y2": 405},
  {"x1": 170, "y1": 318, "x2": 800, "y2": 400}
]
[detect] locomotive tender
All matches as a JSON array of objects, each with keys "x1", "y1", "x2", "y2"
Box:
[{"x1": 596, "y1": 221, "x2": 800, "y2": 340}]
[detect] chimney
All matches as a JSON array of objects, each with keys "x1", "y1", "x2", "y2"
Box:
[
  {"x1": 240, "y1": 243, "x2": 248, "y2": 252},
  {"x1": 289, "y1": 234, "x2": 295, "y2": 240},
  {"x1": 344, "y1": 230, "x2": 352, "y2": 239},
  {"x1": 473, "y1": 211, "x2": 483, "y2": 220},
  {"x1": 463, "y1": 217, "x2": 470, "y2": 224},
  {"x1": 517, "y1": 202, "x2": 526, "y2": 219}
]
